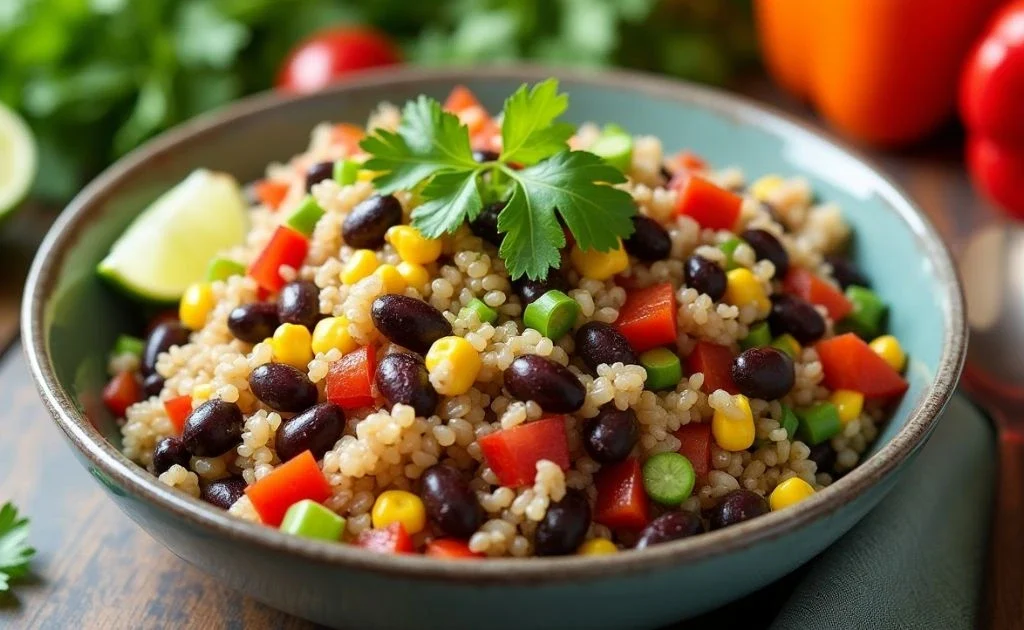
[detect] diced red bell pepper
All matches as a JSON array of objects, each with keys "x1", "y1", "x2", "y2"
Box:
[
  {"x1": 674, "y1": 422, "x2": 713, "y2": 480},
  {"x1": 674, "y1": 175, "x2": 743, "y2": 231},
  {"x1": 331, "y1": 123, "x2": 365, "y2": 156},
  {"x1": 443, "y1": 85, "x2": 497, "y2": 140},
  {"x1": 164, "y1": 394, "x2": 193, "y2": 434},
  {"x1": 355, "y1": 522, "x2": 414, "y2": 554},
  {"x1": 685, "y1": 341, "x2": 739, "y2": 394},
  {"x1": 478, "y1": 416, "x2": 570, "y2": 487},
  {"x1": 325, "y1": 345, "x2": 377, "y2": 409},
  {"x1": 254, "y1": 180, "x2": 290, "y2": 211},
  {"x1": 667, "y1": 150, "x2": 707, "y2": 174},
  {"x1": 815, "y1": 333, "x2": 909, "y2": 399},
  {"x1": 615, "y1": 282, "x2": 678, "y2": 353},
  {"x1": 424, "y1": 538, "x2": 484, "y2": 559},
  {"x1": 783, "y1": 267, "x2": 853, "y2": 321},
  {"x1": 102, "y1": 371, "x2": 141, "y2": 418},
  {"x1": 444, "y1": 85, "x2": 483, "y2": 113},
  {"x1": 594, "y1": 458, "x2": 650, "y2": 531},
  {"x1": 245, "y1": 450, "x2": 331, "y2": 526},
  {"x1": 248, "y1": 226, "x2": 309, "y2": 294}
]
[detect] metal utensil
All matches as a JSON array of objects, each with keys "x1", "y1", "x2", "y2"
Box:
[{"x1": 960, "y1": 223, "x2": 1024, "y2": 629}]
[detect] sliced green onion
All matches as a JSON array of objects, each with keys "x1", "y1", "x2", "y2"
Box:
[
  {"x1": 719, "y1": 237, "x2": 745, "y2": 271},
  {"x1": 285, "y1": 195, "x2": 326, "y2": 237},
  {"x1": 740, "y1": 321, "x2": 772, "y2": 350},
  {"x1": 840, "y1": 285, "x2": 888, "y2": 339},
  {"x1": 279, "y1": 499, "x2": 346, "y2": 541},
  {"x1": 796, "y1": 402, "x2": 841, "y2": 445},
  {"x1": 641, "y1": 347, "x2": 683, "y2": 391},
  {"x1": 771, "y1": 334, "x2": 801, "y2": 359},
  {"x1": 205, "y1": 257, "x2": 246, "y2": 282},
  {"x1": 112, "y1": 334, "x2": 144, "y2": 359},
  {"x1": 333, "y1": 159, "x2": 360, "y2": 186},
  {"x1": 523, "y1": 289, "x2": 579, "y2": 340},
  {"x1": 590, "y1": 125, "x2": 633, "y2": 172},
  {"x1": 460, "y1": 298, "x2": 498, "y2": 324},
  {"x1": 780, "y1": 404, "x2": 799, "y2": 440},
  {"x1": 642, "y1": 452, "x2": 696, "y2": 506}
]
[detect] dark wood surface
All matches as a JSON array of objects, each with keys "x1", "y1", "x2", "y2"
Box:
[{"x1": 0, "y1": 84, "x2": 996, "y2": 629}]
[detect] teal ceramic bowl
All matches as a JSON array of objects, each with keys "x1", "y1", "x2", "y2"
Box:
[{"x1": 22, "y1": 67, "x2": 965, "y2": 629}]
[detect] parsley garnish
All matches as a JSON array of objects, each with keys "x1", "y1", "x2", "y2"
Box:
[
  {"x1": 0, "y1": 502, "x2": 34, "y2": 594},
  {"x1": 360, "y1": 79, "x2": 636, "y2": 280}
]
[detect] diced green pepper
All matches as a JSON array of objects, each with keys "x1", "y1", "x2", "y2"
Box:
[
  {"x1": 796, "y1": 402, "x2": 842, "y2": 445},
  {"x1": 112, "y1": 334, "x2": 144, "y2": 359},
  {"x1": 719, "y1": 237, "x2": 745, "y2": 271},
  {"x1": 740, "y1": 321, "x2": 772, "y2": 350},
  {"x1": 780, "y1": 404, "x2": 799, "y2": 440},
  {"x1": 641, "y1": 347, "x2": 683, "y2": 391},
  {"x1": 590, "y1": 124, "x2": 633, "y2": 172},
  {"x1": 333, "y1": 159, "x2": 359, "y2": 186},
  {"x1": 460, "y1": 298, "x2": 498, "y2": 324},
  {"x1": 523, "y1": 290, "x2": 580, "y2": 340},
  {"x1": 279, "y1": 499, "x2": 346, "y2": 541},
  {"x1": 205, "y1": 257, "x2": 246, "y2": 282},
  {"x1": 771, "y1": 334, "x2": 801, "y2": 359},
  {"x1": 840, "y1": 285, "x2": 888, "y2": 339},
  {"x1": 285, "y1": 195, "x2": 326, "y2": 237}
]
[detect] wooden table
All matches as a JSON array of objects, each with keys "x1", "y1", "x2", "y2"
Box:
[{"x1": 0, "y1": 85, "x2": 996, "y2": 629}]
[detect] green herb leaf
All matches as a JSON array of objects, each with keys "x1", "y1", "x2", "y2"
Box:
[
  {"x1": 411, "y1": 170, "x2": 484, "y2": 238},
  {"x1": 497, "y1": 173, "x2": 567, "y2": 282},
  {"x1": 499, "y1": 78, "x2": 574, "y2": 165},
  {"x1": 0, "y1": 502, "x2": 34, "y2": 593}
]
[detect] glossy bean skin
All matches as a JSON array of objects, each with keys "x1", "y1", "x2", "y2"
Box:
[
  {"x1": 248, "y1": 363, "x2": 319, "y2": 412},
  {"x1": 769, "y1": 294, "x2": 826, "y2": 344},
  {"x1": 684, "y1": 255, "x2": 726, "y2": 301},
  {"x1": 512, "y1": 270, "x2": 568, "y2": 305},
  {"x1": 227, "y1": 302, "x2": 280, "y2": 344},
  {"x1": 305, "y1": 161, "x2": 335, "y2": 191},
  {"x1": 575, "y1": 321, "x2": 638, "y2": 372},
  {"x1": 534, "y1": 490, "x2": 592, "y2": 556},
  {"x1": 825, "y1": 254, "x2": 870, "y2": 290},
  {"x1": 277, "y1": 281, "x2": 321, "y2": 329},
  {"x1": 469, "y1": 201, "x2": 505, "y2": 247},
  {"x1": 375, "y1": 352, "x2": 438, "y2": 417},
  {"x1": 504, "y1": 355, "x2": 586, "y2": 413},
  {"x1": 740, "y1": 229, "x2": 789, "y2": 278},
  {"x1": 201, "y1": 477, "x2": 248, "y2": 510},
  {"x1": 420, "y1": 464, "x2": 484, "y2": 538},
  {"x1": 342, "y1": 194, "x2": 403, "y2": 249},
  {"x1": 182, "y1": 399, "x2": 244, "y2": 457},
  {"x1": 583, "y1": 406, "x2": 639, "y2": 464},
  {"x1": 152, "y1": 437, "x2": 190, "y2": 475},
  {"x1": 808, "y1": 442, "x2": 837, "y2": 475},
  {"x1": 143, "y1": 373, "x2": 165, "y2": 398},
  {"x1": 473, "y1": 150, "x2": 500, "y2": 163},
  {"x1": 708, "y1": 489, "x2": 769, "y2": 530},
  {"x1": 276, "y1": 402, "x2": 346, "y2": 462},
  {"x1": 635, "y1": 511, "x2": 705, "y2": 549},
  {"x1": 142, "y1": 321, "x2": 190, "y2": 376},
  {"x1": 624, "y1": 215, "x2": 672, "y2": 261},
  {"x1": 731, "y1": 347, "x2": 795, "y2": 401},
  {"x1": 370, "y1": 294, "x2": 452, "y2": 354}
]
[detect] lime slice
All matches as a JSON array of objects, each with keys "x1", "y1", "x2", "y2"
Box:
[
  {"x1": 97, "y1": 169, "x2": 248, "y2": 303},
  {"x1": 0, "y1": 102, "x2": 37, "y2": 219}
]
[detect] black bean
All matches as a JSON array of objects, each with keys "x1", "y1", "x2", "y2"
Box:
[
  {"x1": 825, "y1": 255, "x2": 869, "y2": 290},
  {"x1": 708, "y1": 489, "x2": 769, "y2": 530},
  {"x1": 375, "y1": 353, "x2": 438, "y2": 417},
  {"x1": 624, "y1": 215, "x2": 672, "y2": 261},
  {"x1": 305, "y1": 161, "x2": 335, "y2": 191},
  {"x1": 277, "y1": 281, "x2": 321, "y2": 329},
  {"x1": 808, "y1": 442, "x2": 837, "y2": 475},
  {"x1": 420, "y1": 464, "x2": 484, "y2": 538},
  {"x1": 684, "y1": 255, "x2": 726, "y2": 301},
  {"x1": 152, "y1": 437, "x2": 190, "y2": 475},
  {"x1": 504, "y1": 355, "x2": 586, "y2": 413},
  {"x1": 635, "y1": 511, "x2": 704, "y2": 549},
  {"x1": 276, "y1": 402, "x2": 345, "y2": 462},
  {"x1": 575, "y1": 321, "x2": 638, "y2": 372},
  {"x1": 473, "y1": 150, "x2": 500, "y2": 163},
  {"x1": 248, "y1": 363, "x2": 319, "y2": 412},
  {"x1": 201, "y1": 477, "x2": 248, "y2": 510},
  {"x1": 534, "y1": 490, "x2": 592, "y2": 556},
  {"x1": 659, "y1": 165, "x2": 674, "y2": 185},
  {"x1": 142, "y1": 321, "x2": 189, "y2": 376},
  {"x1": 583, "y1": 406, "x2": 639, "y2": 464},
  {"x1": 342, "y1": 194, "x2": 403, "y2": 249},
  {"x1": 182, "y1": 399, "x2": 244, "y2": 457},
  {"x1": 769, "y1": 294, "x2": 826, "y2": 344},
  {"x1": 143, "y1": 373, "x2": 165, "y2": 398},
  {"x1": 740, "y1": 229, "x2": 789, "y2": 278},
  {"x1": 370, "y1": 294, "x2": 452, "y2": 354},
  {"x1": 731, "y1": 347, "x2": 795, "y2": 401},
  {"x1": 512, "y1": 270, "x2": 569, "y2": 306},
  {"x1": 227, "y1": 302, "x2": 280, "y2": 344},
  {"x1": 469, "y1": 201, "x2": 505, "y2": 247}
]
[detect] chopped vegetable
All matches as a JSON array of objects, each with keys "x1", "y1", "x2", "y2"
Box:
[
  {"x1": 771, "y1": 334, "x2": 801, "y2": 359},
  {"x1": 594, "y1": 458, "x2": 650, "y2": 530},
  {"x1": 815, "y1": 333, "x2": 909, "y2": 398},
  {"x1": 641, "y1": 452, "x2": 696, "y2": 506},
  {"x1": 577, "y1": 538, "x2": 619, "y2": 556},
  {"x1": 112, "y1": 335, "x2": 144, "y2": 359},
  {"x1": 796, "y1": 402, "x2": 842, "y2": 445},
  {"x1": 523, "y1": 290, "x2": 579, "y2": 340},
  {"x1": 179, "y1": 282, "x2": 215, "y2": 330},
  {"x1": 783, "y1": 267, "x2": 853, "y2": 321},
  {"x1": 830, "y1": 389, "x2": 865, "y2": 424},
  {"x1": 325, "y1": 345, "x2": 377, "y2": 409},
  {"x1": 386, "y1": 225, "x2": 443, "y2": 265},
  {"x1": 245, "y1": 450, "x2": 331, "y2": 526},
  {"x1": 354, "y1": 522, "x2": 414, "y2": 554},
  {"x1": 205, "y1": 257, "x2": 246, "y2": 282},
  {"x1": 840, "y1": 285, "x2": 887, "y2": 339},
  {"x1": 285, "y1": 195, "x2": 326, "y2": 237},
  {"x1": 270, "y1": 323, "x2": 314, "y2": 369},
  {"x1": 371, "y1": 490, "x2": 427, "y2": 535},
  {"x1": 723, "y1": 268, "x2": 771, "y2": 315},
  {"x1": 248, "y1": 226, "x2": 309, "y2": 294},
  {"x1": 164, "y1": 395, "x2": 193, "y2": 434},
  {"x1": 616, "y1": 282, "x2": 678, "y2": 353},
  {"x1": 255, "y1": 180, "x2": 290, "y2": 210},
  {"x1": 780, "y1": 404, "x2": 799, "y2": 439},
  {"x1": 640, "y1": 348, "x2": 683, "y2": 391},
  {"x1": 769, "y1": 477, "x2": 815, "y2": 511},
  {"x1": 334, "y1": 159, "x2": 360, "y2": 186},
  {"x1": 0, "y1": 502, "x2": 34, "y2": 594},
  {"x1": 740, "y1": 321, "x2": 772, "y2": 350},
  {"x1": 102, "y1": 371, "x2": 141, "y2": 417},
  {"x1": 869, "y1": 334, "x2": 907, "y2": 372},
  {"x1": 279, "y1": 500, "x2": 346, "y2": 541},
  {"x1": 570, "y1": 240, "x2": 630, "y2": 280},
  {"x1": 478, "y1": 416, "x2": 570, "y2": 487},
  {"x1": 712, "y1": 393, "x2": 755, "y2": 451},
  {"x1": 424, "y1": 336, "x2": 481, "y2": 396},
  {"x1": 589, "y1": 124, "x2": 634, "y2": 172},
  {"x1": 460, "y1": 298, "x2": 498, "y2": 324},
  {"x1": 674, "y1": 175, "x2": 742, "y2": 231},
  {"x1": 276, "y1": 27, "x2": 401, "y2": 94},
  {"x1": 425, "y1": 538, "x2": 484, "y2": 559},
  {"x1": 719, "y1": 237, "x2": 745, "y2": 270},
  {"x1": 673, "y1": 422, "x2": 713, "y2": 480},
  {"x1": 686, "y1": 341, "x2": 738, "y2": 394}
]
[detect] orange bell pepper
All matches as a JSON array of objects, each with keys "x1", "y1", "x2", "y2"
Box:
[{"x1": 755, "y1": 0, "x2": 1004, "y2": 146}]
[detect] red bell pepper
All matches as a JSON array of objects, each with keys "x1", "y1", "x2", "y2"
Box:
[
  {"x1": 325, "y1": 346, "x2": 376, "y2": 410},
  {"x1": 478, "y1": 416, "x2": 570, "y2": 487},
  {"x1": 674, "y1": 422, "x2": 713, "y2": 480},
  {"x1": 815, "y1": 333, "x2": 909, "y2": 399},
  {"x1": 244, "y1": 450, "x2": 332, "y2": 526},
  {"x1": 594, "y1": 458, "x2": 650, "y2": 531},
  {"x1": 783, "y1": 267, "x2": 853, "y2": 321},
  {"x1": 685, "y1": 341, "x2": 738, "y2": 395},
  {"x1": 961, "y1": 0, "x2": 1024, "y2": 219},
  {"x1": 674, "y1": 175, "x2": 742, "y2": 232},
  {"x1": 102, "y1": 371, "x2": 141, "y2": 418},
  {"x1": 254, "y1": 180, "x2": 290, "y2": 211},
  {"x1": 355, "y1": 522, "x2": 414, "y2": 554},
  {"x1": 164, "y1": 394, "x2": 193, "y2": 434},
  {"x1": 248, "y1": 226, "x2": 309, "y2": 294},
  {"x1": 666, "y1": 151, "x2": 707, "y2": 175},
  {"x1": 424, "y1": 538, "x2": 484, "y2": 559},
  {"x1": 331, "y1": 123, "x2": 365, "y2": 156},
  {"x1": 615, "y1": 282, "x2": 678, "y2": 353},
  {"x1": 443, "y1": 85, "x2": 500, "y2": 147}
]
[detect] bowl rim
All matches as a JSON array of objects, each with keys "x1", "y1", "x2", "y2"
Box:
[{"x1": 21, "y1": 64, "x2": 966, "y2": 583}]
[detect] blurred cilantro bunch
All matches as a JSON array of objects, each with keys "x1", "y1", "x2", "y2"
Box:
[{"x1": 0, "y1": 0, "x2": 753, "y2": 202}]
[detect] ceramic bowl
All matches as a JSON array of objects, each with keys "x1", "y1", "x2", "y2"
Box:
[{"x1": 22, "y1": 66, "x2": 966, "y2": 630}]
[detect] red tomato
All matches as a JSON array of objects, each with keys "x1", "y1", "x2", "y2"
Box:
[
  {"x1": 477, "y1": 416, "x2": 570, "y2": 487},
  {"x1": 325, "y1": 346, "x2": 376, "y2": 410},
  {"x1": 355, "y1": 523, "x2": 414, "y2": 554},
  {"x1": 277, "y1": 27, "x2": 401, "y2": 94},
  {"x1": 424, "y1": 539, "x2": 484, "y2": 559},
  {"x1": 815, "y1": 333, "x2": 909, "y2": 399},
  {"x1": 966, "y1": 136, "x2": 1024, "y2": 220},
  {"x1": 102, "y1": 371, "x2": 141, "y2": 417},
  {"x1": 685, "y1": 341, "x2": 738, "y2": 395},
  {"x1": 594, "y1": 458, "x2": 650, "y2": 531},
  {"x1": 674, "y1": 422, "x2": 712, "y2": 480},
  {"x1": 782, "y1": 267, "x2": 853, "y2": 321},
  {"x1": 615, "y1": 282, "x2": 678, "y2": 353}
]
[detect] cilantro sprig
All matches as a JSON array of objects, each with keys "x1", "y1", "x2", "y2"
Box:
[
  {"x1": 0, "y1": 502, "x2": 34, "y2": 594},
  {"x1": 360, "y1": 79, "x2": 636, "y2": 280}
]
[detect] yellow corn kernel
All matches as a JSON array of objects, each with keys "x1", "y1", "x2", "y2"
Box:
[
  {"x1": 578, "y1": 538, "x2": 618, "y2": 556},
  {"x1": 770, "y1": 477, "x2": 815, "y2": 511},
  {"x1": 191, "y1": 384, "x2": 213, "y2": 404},
  {"x1": 386, "y1": 225, "x2": 443, "y2": 265},
  {"x1": 271, "y1": 323, "x2": 313, "y2": 369},
  {"x1": 425, "y1": 336, "x2": 481, "y2": 396},
  {"x1": 341, "y1": 250, "x2": 379, "y2": 284},
  {"x1": 374, "y1": 264, "x2": 407, "y2": 294},
  {"x1": 869, "y1": 334, "x2": 906, "y2": 372},
  {"x1": 311, "y1": 316, "x2": 358, "y2": 355},
  {"x1": 396, "y1": 261, "x2": 430, "y2": 292},
  {"x1": 711, "y1": 393, "x2": 755, "y2": 452},
  {"x1": 750, "y1": 175, "x2": 784, "y2": 201},
  {"x1": 179, "y1": 282, "x2": 215, "y2": 330},
  {"x1": 724, "y1": 268, "x2": 771, "y2": 316},
  {"x1": 570, "y1": 240, "x2": 629, "y2": 280},
  {"x1": 371, "y1": 490, "x2": 426, "y2": 534},
  {"x1": 830, "y1": 389, "x2": 864, "y2": 425}
]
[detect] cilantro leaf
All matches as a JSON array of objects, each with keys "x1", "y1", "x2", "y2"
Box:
[
  {"x1": 499, "y1": 78, "x2": 575, "y2": 165},
  {"x1": 411, "y1": 170, "x2": 485, "y2": 238},
  {"x1": 360, "y1": 95, "x2": 478, "y2": 194},
  {"x1": 497, "y1": 174, "x2": 567, "y2": 281},
  {"x1": 0, "y1": 502, "x2": 34, "y2": 593}
]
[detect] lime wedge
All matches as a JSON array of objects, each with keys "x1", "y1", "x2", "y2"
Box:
[
  {"x1": 0, "y1": 102, "x2": 37, "y2": 218},
  {"x1": 97, "y1": 169, "x2": 248, "y2": 303}
]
